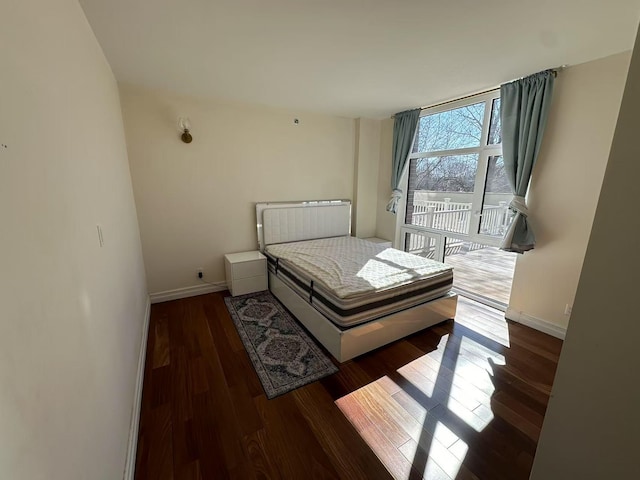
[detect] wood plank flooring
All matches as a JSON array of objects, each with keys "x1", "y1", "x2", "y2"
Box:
[
  {"x1": 444, "y1": 247, "x2": 517, "y2": 306},
  {"x1": 134, "y1": 292, "x2": 562, "y2": 480}
]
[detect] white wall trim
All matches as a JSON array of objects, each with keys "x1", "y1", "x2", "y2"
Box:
[
  {"x1": 505, "y1": 307, "x2": 567, "y2": 340},
  {"x1": 149, "y1": 281, "x2": 227, "y2": 304},
  {"x1": 123, "y1": 296, "x2": 151, "y2": 480}
]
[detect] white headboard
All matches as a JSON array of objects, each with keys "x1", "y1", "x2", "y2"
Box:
[{"x1": 256, "y1": 200, "x2": 351, "y2": 251}]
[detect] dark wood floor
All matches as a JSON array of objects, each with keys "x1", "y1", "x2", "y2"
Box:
[{"x1": 134, "y1": 292, "x2": 562, "y2": 480}]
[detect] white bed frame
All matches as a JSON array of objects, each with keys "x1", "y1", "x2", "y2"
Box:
[{"x1": 256, "y1": 200, "x2": 458, "y2": 362}]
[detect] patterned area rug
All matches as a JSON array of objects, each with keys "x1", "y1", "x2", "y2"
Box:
[{"x1": 224, "y1": 291, "x2": 338, "y2": 399}]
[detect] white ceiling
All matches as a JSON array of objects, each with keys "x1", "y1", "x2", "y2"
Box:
[{"x1": 79, "y1": 0, "x2": 640, "y2": 118}]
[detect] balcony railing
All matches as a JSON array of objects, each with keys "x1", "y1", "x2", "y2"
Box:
[{"x1": 410, "y1": 198, "x2": 511, "y2": 237}]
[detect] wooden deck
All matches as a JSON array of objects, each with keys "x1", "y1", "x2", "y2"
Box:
[
  {"x1": 134, "y1": 292, "x2": 562, "y2": 480},
  {"x1": 444, "y1": 245, "x2": 517, "y2": 306}
]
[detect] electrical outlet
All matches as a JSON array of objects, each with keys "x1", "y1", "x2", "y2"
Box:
[
  {"x1": 564, "y1": 304, "x2": 572, "y2": 316},
  {"x1": 197, "y1": 268, "x2": 203, "y2": 279}
]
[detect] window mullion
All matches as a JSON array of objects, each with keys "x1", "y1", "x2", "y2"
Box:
[
  {"x1": 469, "y1": 151, "x2": 489, "y2": 237},
  {"x1": 481, "y1": 99, "x2": 492, "y2": 148},
  {"x1": 409, "y1": 146, "x2": 481, "y2": 159}
]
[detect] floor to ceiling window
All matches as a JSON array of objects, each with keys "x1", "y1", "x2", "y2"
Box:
[{"x1": 400, "y1": 91, "x2": 517, "y2": 309}]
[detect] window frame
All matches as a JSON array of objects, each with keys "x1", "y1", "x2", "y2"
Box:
[{"x1": 396, "y1": 90, "x2": 504, "y2": 254}]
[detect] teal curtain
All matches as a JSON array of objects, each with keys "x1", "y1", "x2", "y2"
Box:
[
  {"x1": 500, "y1": 70, "x2": 554, "y2": 253},
  {"x1": 386, "y1": 109, "x2": 420, "y2": 214}
]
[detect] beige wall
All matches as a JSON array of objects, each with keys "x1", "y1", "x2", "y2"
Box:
[
  {"x1": 353, "y1": 118, "x2": 381, "y2": 238},
  {"x1": 376, "y1": 118, "x2": 396, "y2": 242},
  {"x1": 121, "y1": 84, "x2": 355, "y2": 294},
  {"x1": 531, "y1": 28, "x2": 640, "y2": 479},
  {"x1": 0, "y1": 1, "x2": 148, "y2": 479},
  {"x1": 508, "y1": 51, "x2": 630, "y2": 331}
]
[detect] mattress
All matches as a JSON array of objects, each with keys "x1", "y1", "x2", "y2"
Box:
[{"x1": 265, "y1": 236, "x2": 453, "y2": 328}]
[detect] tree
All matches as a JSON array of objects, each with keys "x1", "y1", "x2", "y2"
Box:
[
  {"x1": 415, "y1": 155, "x2": 477, "y2": 192},
  {"x1": 413, "y1": 102, "x2": 484, "y2": 153},
  {"x1": 411, "y1": 100, "x2": 506, "y2": 193},
  {"x1": 485, "y1": 156, "x2": 510, "y2": 193}
]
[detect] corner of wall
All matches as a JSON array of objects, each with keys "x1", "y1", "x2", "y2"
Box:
[{"x1": 375, "y1": 118, "x2": 396, "y2": 242}]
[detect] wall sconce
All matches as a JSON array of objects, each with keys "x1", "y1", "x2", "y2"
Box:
[{"x1": 178, "y1": 117, "x2": 192, "y2": 144}]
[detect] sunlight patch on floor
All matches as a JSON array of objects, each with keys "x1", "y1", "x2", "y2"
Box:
[
  {"x1": 455, "y1": 300, "x2": 511, "y2": 348},
  {"x1": 336, "y1": 374, "x2": 478, "y2": 479},
  {"x1": 334, "y1": 325, "x2": 511, "y2": 479},
  {"x1": 399, "y1": 431, "x2": 469, "y2": 479},
  {"x1": 460, "y1": 336, "x2": 506, "y2": 367}
]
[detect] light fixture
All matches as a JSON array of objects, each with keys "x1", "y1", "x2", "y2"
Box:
[{"x1": 178, "y1": 117, "x2": 192, "y2": 143}]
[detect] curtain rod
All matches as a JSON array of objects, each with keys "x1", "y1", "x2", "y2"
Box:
[{"x1": 393, "y1": 65, "x2": 567, "y2": 117}]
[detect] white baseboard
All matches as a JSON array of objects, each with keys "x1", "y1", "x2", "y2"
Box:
[
  {"x1": 123, "y1": 296, "x2": 151, "y2": 480},
  {"x1": 149, "y1": 281, "x2": 227, "y2": 304},
  {"x1": 505, "y1": 307, "x2": 567, "y2": 340}
]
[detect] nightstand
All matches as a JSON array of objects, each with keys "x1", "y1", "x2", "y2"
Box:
[
  {"x1": 363, "y1": 237, "x2": 393, "y2": 248},
  {"x1": 224, "y1": 251, "x2": 268, "y2": 296}
]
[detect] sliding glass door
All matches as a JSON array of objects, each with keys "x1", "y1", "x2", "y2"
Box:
[{"x1": 401, "y1": 92, "x2": 517, "y2": 308}]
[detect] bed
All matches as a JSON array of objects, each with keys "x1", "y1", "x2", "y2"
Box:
[{"x1": 256, "y1": 200, "x2": 458, "y2": 362}]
